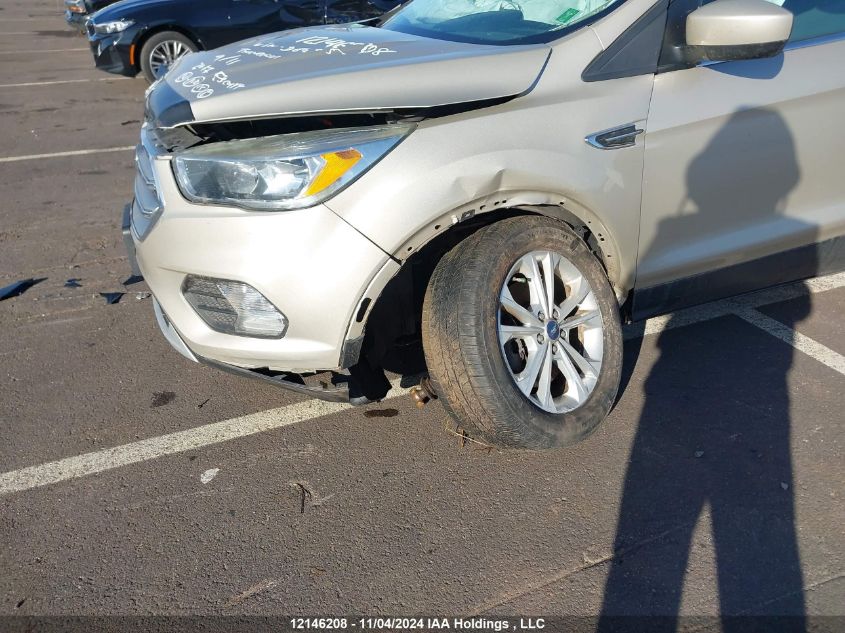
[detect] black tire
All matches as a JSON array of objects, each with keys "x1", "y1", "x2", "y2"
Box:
[
  {"x1": 421, "y1": 216, "x2": 622, "y2": 449},
  {"x1": 139, "y1": 31, "x2": 197, "y2": 83}
]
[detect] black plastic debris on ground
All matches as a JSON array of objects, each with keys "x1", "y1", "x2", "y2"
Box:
[
  {"x1": 122, "y1": 274, "x2": 144, "y2": 286},
  {"x1": 0, "y1": 278, "x2": 45, "y2": 301},
  {"x1": 99, "y1": 292, "x2": 124, "y2": 305},
  {"x1": 64, "y1": 278, "x2": 82, "y2": 288},
  {"x1": 150, "y1": 391, "x2": 176, "y2": 408}
]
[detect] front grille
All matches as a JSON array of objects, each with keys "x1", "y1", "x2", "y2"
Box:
[
  {"x1": 86, "y1": 21, "x2": 95, "y2": 37},
  {"x1": 131, "y1": 140, "x2": 164, "y2": 239}
]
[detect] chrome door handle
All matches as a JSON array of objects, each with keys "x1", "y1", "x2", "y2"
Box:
[{"x1": 585, "y1": 124, "x2": 644, "y2": 150}]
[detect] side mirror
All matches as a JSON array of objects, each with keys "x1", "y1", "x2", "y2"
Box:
[{"x1": 686, "y1": 0, "x2": 794, "y2": 63}]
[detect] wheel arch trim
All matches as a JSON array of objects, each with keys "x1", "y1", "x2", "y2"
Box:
[
  {"x1": 392, "y1": 191, "x2": 625, "y2": 294},
  {"x1": 338, "y1": 191, "x2": 627, "y2": 368}
]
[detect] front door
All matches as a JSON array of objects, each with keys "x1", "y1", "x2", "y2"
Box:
[{"x1": 635, "y1": 0, "x2": 845, "y2": 316}]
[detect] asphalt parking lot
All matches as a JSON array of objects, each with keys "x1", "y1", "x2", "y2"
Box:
[{"x1": 1, "y1": 0, "x2": 843, "y2": 629}]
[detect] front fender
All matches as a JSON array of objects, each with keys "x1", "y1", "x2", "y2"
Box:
[{"x1": 327, "y1": 110, "x2": 643, "y2": 295}]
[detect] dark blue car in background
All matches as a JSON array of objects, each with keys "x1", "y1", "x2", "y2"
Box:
[{"x1": 81, "y1": 0, "x2": 401, "y2": 82}]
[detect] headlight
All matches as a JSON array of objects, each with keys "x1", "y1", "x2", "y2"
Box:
[
  {"x1": 65, "y1": 0, "x2": 86, "y2": 14},
  {"x1": 172, "y1": 124, "x2": 414, "y2": 211},
  {"x1": 93, "y1": 19, "x2": 134, "y2": 34}
]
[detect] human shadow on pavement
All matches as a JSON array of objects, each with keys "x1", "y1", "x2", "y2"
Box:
[{"x1": 599, "y1": 108, "x2": 812, "y2": 633}]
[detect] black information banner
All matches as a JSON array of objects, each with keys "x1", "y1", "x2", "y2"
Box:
[{"x1": 0, "y1": 616, "x2": 840, "y2": 633}]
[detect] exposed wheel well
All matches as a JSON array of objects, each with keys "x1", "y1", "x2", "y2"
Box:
[
  {"x1": 133, "y1": 25, "x2": 202, "y2": 72},
  {"x1": 347, "y1": 207, "x2": 614, "y2": 398}
]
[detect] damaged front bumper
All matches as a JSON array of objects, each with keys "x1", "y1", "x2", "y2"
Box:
[
  {"x1": 151, "y1": 297, "x2": 354, "y2": 402},
  {"x1": 121, "y1": 203, "x2": 142, "y2": 277},
  {"x1": 122, "y1": 124, "x2": 393, "y2": 402}
]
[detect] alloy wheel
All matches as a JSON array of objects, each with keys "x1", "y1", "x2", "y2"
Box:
[
  {"x1": 498, "y1": 250, "x2": 604, "y2": 413},
  {"x1": 149, "y1": 40, "x2": 190, "y2": 78}
]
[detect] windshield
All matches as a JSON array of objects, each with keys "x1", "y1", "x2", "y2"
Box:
[{"x1": 382, "y1": 0, "x2": 623, "y2": 45}]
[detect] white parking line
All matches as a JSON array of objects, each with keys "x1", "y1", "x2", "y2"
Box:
[
  {"x1": 629, "y1": 271, "x2": 845, "y2": 339},
  {"x1": 0, "y1": 272, "x2": 842, "y2": 497},
  {"x1": 0, "y1": 77, "x2": 131, "y2": 88},
  {"x1": 627, "y1": 271, "x2": 845, "y2": 374},
  {"x1": 0, "y1": 381, "x2": 406, "y2": 497},
  {"x1": 0, "y1": 146, "x2": 135, "y2": 163},
  {"x1": 736, "y1": 307, "x2": 845, "y2": 375}
]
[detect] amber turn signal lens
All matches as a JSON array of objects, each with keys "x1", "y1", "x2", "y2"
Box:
[{"x1": 304, "y1": 149, "x2": 363, "y2": 197}]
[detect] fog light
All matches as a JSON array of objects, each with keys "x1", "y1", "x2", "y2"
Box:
[{"x1": 182, "y1": 276, "x2": 287, "y2": 339}]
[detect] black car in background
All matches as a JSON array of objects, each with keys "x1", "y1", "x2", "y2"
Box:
[
  {"x1": 86, "y1": 0, "x2": 401, "y2": 82},
  {"x1": 64, "y1": 0, "x2": 118, "y2": 28}
]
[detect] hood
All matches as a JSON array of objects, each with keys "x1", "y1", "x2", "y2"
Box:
[
  {"x1": 88, "y1": 0, "x2": 122, "y2": 14},
  {"x1": 92, "y1": 0, "x2": 171, "y2": 20},
  {"x1": 153, "y1": 24, "x2": 551, "y2": 127}
]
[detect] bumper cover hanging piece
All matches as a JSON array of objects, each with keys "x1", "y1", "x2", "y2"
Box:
[{"x1": 197, "y1": 356, "x2": 353, "y2": 404}]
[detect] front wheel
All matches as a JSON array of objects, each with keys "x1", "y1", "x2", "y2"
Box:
[
  {"x1": 139, "y1": 31, "x2": 197, "y2": 82},
  {"x1": 421, "y1": 216, "x2": 623, "y2": 449}
]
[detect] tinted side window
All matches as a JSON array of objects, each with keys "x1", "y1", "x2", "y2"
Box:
[{"x1": 769, "y1": 0, "x2": 845, "y2": 43}]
